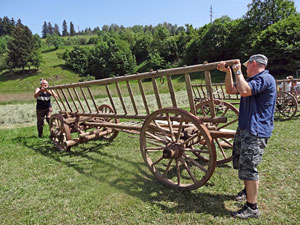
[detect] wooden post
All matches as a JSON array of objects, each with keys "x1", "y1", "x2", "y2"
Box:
[
  {"x1": 138, "y1": 80, "x2": 150, "y2": 115},
  {"x1": 105, "y1": 84, "x2": 117, "y2": 113},
  {"x1": 115, "y1": 82, "x2": 127, "y2": 114},
  {"x1": 80, "y1": 87, "x2": 92, "y2": 113},
  {"x1": 67, "y1": 88, "x2": 78, "y2": 112},
  {"x1": 167, "y1": 75, "x2": 177, "y2": 107},
  {"x1": 185, "y1": 73, "x2": 196, "y2": 115},
  {"x1": 126, "y1": 81, "x2": 138, "y2": 115},
  {"x1": 152, "y1": 77, "x2": 162, "y2": 109},
  {"x1": 204, "y1": 61, "x2": 216, "y2": 118},
  {"x1": 73, "y1": 87, "x2": 85, "y2": 112}
]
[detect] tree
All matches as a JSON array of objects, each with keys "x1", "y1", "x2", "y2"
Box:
[
  {"x1": 54, "y1": 24, "x2": 61, "y2": 36},
  {"x1": 70, "y1": 21, "x2": 75, "y2": 36},
  {"x1": 133, "y1": 32, "x2": 153, "y2": 64},
  {"x1": 253, "y1": 14, "x2": 300, "y2": 76},
  {"x1": 7, "y1": 25, "x2": 37, "y2": 71},
  {"x1": 42, "y1": 21, "x2": 48, "y2": 38},
  {"x1": 62, "y1": 20, "x2": 68, "y2": 36},
  {"x1": 47, "y1": 22, "x2": 53, "y2": 35},
  {"x1": 88, "y1": 34, "x2": 136, "y2": 78},
  {"x1": 244, "y1": 0, "x2": 297, "y2": 31},
  {"x1": 46, "y1": 34, "x2": 62, "y2": 49}
]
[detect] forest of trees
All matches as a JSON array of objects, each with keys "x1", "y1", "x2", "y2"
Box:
[{"x1": 0, "y1": 0, "x2": 299, "y2": 77}]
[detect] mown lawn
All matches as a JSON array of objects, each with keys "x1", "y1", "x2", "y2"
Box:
[{"x1": 0, "y1": 116, "x2": 299, "y2": 224}]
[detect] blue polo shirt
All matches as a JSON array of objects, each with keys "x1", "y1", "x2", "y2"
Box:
[{"x1": 238, "y1": 70, "x2": 276, "y2": 137}]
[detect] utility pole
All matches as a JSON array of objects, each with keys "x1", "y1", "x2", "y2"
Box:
[{"x1": 209, "y1": 5, "x2": 213, "y2": 23}]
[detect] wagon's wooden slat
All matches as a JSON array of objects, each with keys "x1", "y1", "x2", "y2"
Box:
[
  {"x1": 53, "y1": 93, "x2": 63, "y2": 111},
  {"x1": 204, "y1": 70, "x2": 216, "y2": 118},
  {"x1": 48, "y1": 60, "x2": 238, "y2": 89},
  {"x1": 200, "y1": 85, "x2": 206, "y2": 100},
  {"x1": 167, "y1": 75, "x2": 177, "y2": 107},
  {"x1": 73, "y1": 88, "x2": 85, "y2": 112},
  {"x1": 126, "y1": 81, "x2": 138, "y2": 114},
  {"x1": 87, "y1": 87, "x2": 99, "y2": 113},
  {"x1": 138, "y1": 79, "x2": 150, "y2": 115},
  {"x1": 115, "y1": 82, "x2": 127, "y2": 114},
  {"x1": 56, "y1": 89, "x2": 68, "y2": 111},
  {"x1": 184, "y1": 73, "x2": 196, "y2": 115},
  {"x1": 105, "y1": 84, "x2": 117, "y2": 113},
  {"x1": 60, "y1": 89, "x2": 73, "y2": 112},
  {"x1": 152, "y1": 77, "x2": 162, "y2": 109},
  {"x1": 67, "y1": 88, "x2": 78, "y2": 112},
  {"x1": 80, "y1": 87, "x2": 92, "y2": 113}
]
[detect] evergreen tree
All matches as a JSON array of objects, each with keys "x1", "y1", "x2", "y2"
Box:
[
  {"x1": 70, "y1": 21, "x2": 75, "y2": 36},
  {"x1": 7, "y1": 24, "x2": 36, "y2": 71},
  {"x1": 42, "y1": 21, "x2": 48, "y2": 38},
  {"x1": 62, "y1": 20, "x2": 68, "y2": 36},
  {"x1": 54, "y1": 23, "x2": 61, "y2": 36},
  {"x1": 16, "y1": 18, "x2": 22, "y2": 26},
  {"x1": 48, "y1": 22, "x2": 53, "y2": 35}
]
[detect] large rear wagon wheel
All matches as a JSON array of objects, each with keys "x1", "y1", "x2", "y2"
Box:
[
  {"x1": 49, "y1": 114, "x2": 71, "y2": 151},
  {"x1": 140, "y1": 108, "x2": 216, "y2": 191},
  {"x1": 195, "y1": 100, "x2": 238, "y2": 165}
]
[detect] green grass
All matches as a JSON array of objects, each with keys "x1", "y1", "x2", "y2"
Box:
[{"x1": 0, "y1": 116, "x2": 299, "y2": 224}]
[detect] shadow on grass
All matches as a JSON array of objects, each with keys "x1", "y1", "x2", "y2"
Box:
[{"x1": 17, "y1": 135, "x2": 234, "y2": 217}]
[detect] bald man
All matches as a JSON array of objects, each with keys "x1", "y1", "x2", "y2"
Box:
[{"x1": 34, "y1": 80, "x2": 57, "y2": 138}]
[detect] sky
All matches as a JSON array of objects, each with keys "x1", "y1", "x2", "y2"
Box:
[{"x1": 1, "y1": 0, "x2": 300, "y2": 35}]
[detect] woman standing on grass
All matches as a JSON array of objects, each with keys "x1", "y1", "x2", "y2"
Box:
[{"x1": 34, "y1": 79, "x2": 57, "y2": 138}]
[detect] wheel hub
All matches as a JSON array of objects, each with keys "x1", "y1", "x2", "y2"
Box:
[{"x1": 163, "y1": 143, "x2": 184, "y2": 159}]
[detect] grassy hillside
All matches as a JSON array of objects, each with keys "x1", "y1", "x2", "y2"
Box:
[{"x1": 0, "y1": 46, "x2": 82, "y2": 104}]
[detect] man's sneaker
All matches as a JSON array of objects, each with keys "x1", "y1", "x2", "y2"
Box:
[
  {"x1": 231, "y1": 204, "x2": 261, "y2": 219},
  {"x1": 235, "y1": 189, "x2": 247, "y2": 201}
]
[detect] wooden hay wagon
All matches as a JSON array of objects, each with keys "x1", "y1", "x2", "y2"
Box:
[{"x1": 47, "y1": 60, "x2": 239, "y2": 191}]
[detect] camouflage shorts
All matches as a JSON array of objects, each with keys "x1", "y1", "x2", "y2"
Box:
[{"x1": 232, "y1": 128, "x2": 268, "y2": 181}]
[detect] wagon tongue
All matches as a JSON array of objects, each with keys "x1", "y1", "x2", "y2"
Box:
[{"x1": 163, "y1": 143, "x2": 184, "y2": 159}]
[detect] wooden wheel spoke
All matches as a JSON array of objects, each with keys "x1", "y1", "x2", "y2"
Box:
[
  {"x1": 166, "y1": 113, "x2": 175, "y2": 141},
  {"x1": 180, "y1": 132, "x2": 200, "y2": 147},
  {"x1": 152, "y1": 156, "x2": 164, "y2": 167},
  {"x1": 175, "y1": 116, "x2": 184, "y2": 143},
  {"x1": 163, "y1": 158, "x2": 173, "y2": 177},
  {"x1": 218, "y1": 118, "x2": 238, "y2": 130},
  {"x1": 151, "y1": 120, "x2": 172, "y2": 142},
  {"x1": 179, "y1": 158, "x2": 197, "y2": 183},
  {"x1": 215, "y1": 138, "x2": 227, "y2": 158},
  {"x1": 145, "y1": 146, "x2": 164, "y2": 151},
  {"x1": 176, "y1": 160, "x2": 180, "y2": 186},
  {"x1": 145, "y1": 131, "x2": 168, "y2": 145},
  {"x1": 219, "y1": 137, "x2": 233, "y2": 147},
  {"x1": 183, "y1": 153, "x2": 208, "y2": 173}
]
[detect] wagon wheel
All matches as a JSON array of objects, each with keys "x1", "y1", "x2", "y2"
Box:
[
  {"x1": 140, "y1": 108, "x2": 216, "y2": 191},
  {"x1": 94, "y1": 104, "x2": 119, "y2": 141},
  {"x1": 275, "y1": 92, "x2": 298, "y2": 120},
  {"x1": 195, "y1": 100, "x2": 239, "y2": 165},
  {"x1": 49, "y1": 114, "x2": 71, "y2": 151}
]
